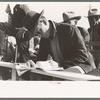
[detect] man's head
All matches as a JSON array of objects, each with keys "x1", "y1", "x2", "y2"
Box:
[
  {"x1": 33, "y1": 16, "x2": 50, "y2": 38},
  {"x1": 12, "y1": 4, "x2": 30, "y2": 28},
  {"x1": 87, "y1": 8, "x2": 100, "y2": 27},
  {"x1": 22, "y1": 10, "x2": 50, "y2": 38},
  {"x1": 62, "y1": 11, "x2": 81, "y2": 25}
]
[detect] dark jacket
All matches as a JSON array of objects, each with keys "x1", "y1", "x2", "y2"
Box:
[
  {"x1": 78, "y1": 26, "x2": 90, "y2": 43},
  {"x1": 11, "y1": 4, "x2": 30, "y2": 62},
  {"x1": 36, "y1": 22, "x2": 96, "y2": 73},
  {"x1": 88, "y1": 22, "x2": 100, "y2": 50}
]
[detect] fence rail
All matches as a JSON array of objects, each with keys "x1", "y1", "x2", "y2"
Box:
[{"x1": 0, "y1": 61, "x2": 100, "y2": 81}]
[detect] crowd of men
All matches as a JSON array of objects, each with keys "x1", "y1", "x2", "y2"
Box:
[{"x1": 0, "y1": 4, "x2": 100, "y2": 80}]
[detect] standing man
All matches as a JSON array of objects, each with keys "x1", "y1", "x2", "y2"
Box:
[
  {"x1": 87, "y1": 8, "x2": 100, "y2": 67},
  {"x1": 0, "y1": 4, "x2": 30, "y2": 80},
  {"x1": 62, "y1": 11, "x2": 90, "y2": 43},
  {"x1": 18, "y1": 10, "x2": 96, "y2": 80}
]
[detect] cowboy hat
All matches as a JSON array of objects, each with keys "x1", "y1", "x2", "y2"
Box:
[
  {"x1": 86, "y1": 8, "x2": 100, "y2": 18},
  {"x1": 22, "y1": 10, "x2": 44, "y2": 31},
  {"x1": 62, "y1": 11, "x2": 81, "y2": 22}
]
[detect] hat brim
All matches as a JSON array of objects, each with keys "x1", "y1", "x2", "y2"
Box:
[
  {"x1": 37, "y1": 10, "x2": 44, "y2": 22},
  {"x1": 68, "y1": 16, "x2": 81, "y2": 21},
  {"x1": 64, "y1": 16, "x2": 81, "y2": 22},
  {"x1": 31, "y1": 10, "x2": 44, "y2": 36}
]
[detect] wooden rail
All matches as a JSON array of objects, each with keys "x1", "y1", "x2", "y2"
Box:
[
  {"x1": 0, "y1": 61, "x2": 17, "y2": 80},
  {"x1": 87, "y1": 41, "x2": 100, "y2": 46},
  {"x1": 0, "y1": 61, "x2": 100, "y2": 81},
  {"x1": 30, "y1": 69, "x2": 100, "y2": 81}
]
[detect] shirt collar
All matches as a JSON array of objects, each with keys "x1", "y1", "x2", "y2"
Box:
[{"x1": 49, "y1": 20, "x2": 57, "y2": 40}]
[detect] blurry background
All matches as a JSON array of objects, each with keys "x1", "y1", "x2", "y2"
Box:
[{"x1": 0, "y1": 2, "x2": 100, "y2": 29}]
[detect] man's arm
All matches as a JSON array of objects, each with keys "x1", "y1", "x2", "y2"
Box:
[
  {"x1": 35, "y1": 38, "x2": 48, "y2": 62},
  {"x1": 61, "y1": 26, "x2": 89, "y2": 68},
  {"x1": 15, "y1": 27, "x2": 32, "y2": 41}
]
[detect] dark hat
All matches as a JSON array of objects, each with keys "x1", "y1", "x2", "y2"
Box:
[
  {"x1": 13, "y1": 4, "x2": 30, "y2": 14},
  {"x1": 12, "y1": 4, "x2": 30, "y2": 28},
  {"x1": 22, "y1": 10, "x2": 44, "y2": 31},
  {"x1": 63, "y1": 11, "x2": 81, "y2": 22},
  {"x1": 86, "y1": 8, "x2": 100, "y2": 18}
]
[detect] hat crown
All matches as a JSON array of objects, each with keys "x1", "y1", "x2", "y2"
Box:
[
  {"x1": 88, "y1": 8, "x2": 100, "y2": 17},
  {"x1": 63, "y1": 11, "x2": 75, "y2": 20},
  {"x1": 63, "y1": 11, "x2": 81, "y2": 22}
]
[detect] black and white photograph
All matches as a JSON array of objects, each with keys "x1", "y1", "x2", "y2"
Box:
[{"x1": 0, "y1": 1, "x2": 100, "y2": 98}]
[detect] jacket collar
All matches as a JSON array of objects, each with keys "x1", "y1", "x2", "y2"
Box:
[{"x1": 49, "y1": 20, "x2": 57, "y2": 40}]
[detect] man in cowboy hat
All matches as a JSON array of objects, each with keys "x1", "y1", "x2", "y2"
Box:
[
  {"x1": 62, "y1": 11, "x2": 90, "y2": 43},
  {"x1": 87, "y1": 8, "x2": 100, "y2": 67},
  {"x1": 88, "y1": 8, "x2": 100, "y2": 46},
  {"x1": 17, "y1": 9, "x2": 96, "y2": 80}
]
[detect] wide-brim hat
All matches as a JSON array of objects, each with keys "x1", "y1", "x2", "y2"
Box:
[
  {"x1": 62, "y1": 11, "x2": 81, "y2": 22},
  {"x1": 22, "y1": 10, "x2": 44, "y2": 32},
  {"x1": 86, "y1": 8, "x2": 100, "y2": 18}
]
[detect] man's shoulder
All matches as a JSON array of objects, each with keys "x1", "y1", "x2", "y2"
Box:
[
  {"x1": 56, "y1": 22, "x2": 75, "y2": 31},
  {"x1": 78, "y1": 26, "x2": 88, "y2": 33}
]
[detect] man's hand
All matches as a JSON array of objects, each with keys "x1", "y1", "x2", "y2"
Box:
[
  {"x1": 48, "y1": 60, "x2": 59, "y2": 68},
  {"x1": 16, "y1": 27, "x2": 28, "y2": 39},
  {"x1": 26, "y1": 60, "x2": 36, "y2": 69}
]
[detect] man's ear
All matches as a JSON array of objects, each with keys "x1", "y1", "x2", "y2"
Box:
[{"x1": 43, "y1": 19, "x2": 48, "y2": 25}]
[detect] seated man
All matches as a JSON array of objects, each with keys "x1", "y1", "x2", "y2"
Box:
[{"x1": 17, "y1": 10, "x2": 96, "y2": 80}]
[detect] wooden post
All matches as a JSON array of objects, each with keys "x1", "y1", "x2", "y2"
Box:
[
  {"x1": 11, "y1": 45, "x2": 18, "y2": 81},
  {"x1": 11, "y1": 69, "x2": 17, "y2": 81}
]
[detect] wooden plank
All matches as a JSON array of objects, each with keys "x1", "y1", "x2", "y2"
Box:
[
  {"x1": 30, "y1": 69, "x2": 100, "y2": 81},
  {"x1": 0, "y1": 61, "x2": 17, "y2": 80},
  {"x1": 0, "y1": 61, "x2": 16, "y2": 69},
  {"x1": 11, "y1": 69, "x2": 17, "y2": 81},
  {"x1": 0, "y1": 61, "x2": 100, "y2": 81},
  {"x1": 87, "y1": 42, "x2": 100, "y2": 46}
]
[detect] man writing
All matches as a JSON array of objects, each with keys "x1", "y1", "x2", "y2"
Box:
[{"x1": 17, "y1": 10, "x2": 96, "y2": 80}]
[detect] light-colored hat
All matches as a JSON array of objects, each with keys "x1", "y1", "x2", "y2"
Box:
[
  {"x1": 87, "y1": 8, "x2": 100, "y2": 18},
  {"x1": 62, "y1": 11, "x2": 81, "y2": 22}
]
